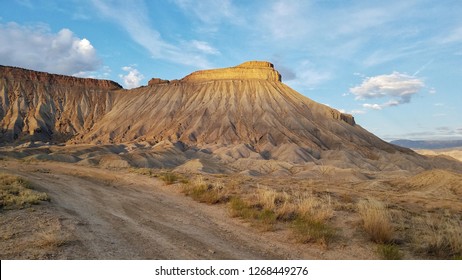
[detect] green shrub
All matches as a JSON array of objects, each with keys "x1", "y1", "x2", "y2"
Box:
[{"x1": 291, "y1": 214, "x2": 336, "y2": 245}]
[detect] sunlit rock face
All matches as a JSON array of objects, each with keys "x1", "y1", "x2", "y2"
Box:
[{"x1": 182, "y1": 61, "x2": 282, "y2": 82}]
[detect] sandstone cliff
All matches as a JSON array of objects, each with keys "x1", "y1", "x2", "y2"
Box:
[{"x1": 182, "y1": 61, "x2": 282, "y2": 82}]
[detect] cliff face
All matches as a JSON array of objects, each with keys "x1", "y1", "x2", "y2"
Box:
[
  {"x1": 0, "y1": 66, "x2": 122, "y2": 90},
  {"x1": 0, "y1": 65, "x2": 122, "y2": 142},
  {"x1": 182, "y1": 61, "x2": 282, "y2": 82}
]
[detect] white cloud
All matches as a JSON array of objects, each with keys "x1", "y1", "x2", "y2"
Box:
[
  {"x1": 190, "y1": 40, "x2": 220, "y2": 55},
  {"x1": 0, "y1": 22, "x2": 100, "y2": 75},
  {"x1": 90, "y1": 0, "x2": 213, "y2": 68},
  {"x1": 362, "y1": 103, "x2": 384, "y2": 110},
  {"x1": 350, "y1": 72, "x2": 424, "y2": 109},
  {"x1": 119, "y1": 66, "x2": 144, "y2": 89},
  {"x1": 339, "y1": 109, "x2": 365, "y2": 115}
]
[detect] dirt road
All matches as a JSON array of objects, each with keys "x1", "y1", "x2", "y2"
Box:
[{"x1": 0, "y1": 160, "x2": 304, "y2": 259}]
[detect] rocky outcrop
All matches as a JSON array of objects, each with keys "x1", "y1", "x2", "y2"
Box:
[
  {"x1": 330, "y1": 109, "x2": 355, "y2": 126},
  {"x1": 148, "y1": 78, "x2": 170, "y2": 86},
  {"x1": 181, "y1": 61, "x2": 282, "y2": 82},
  {"x1": 0, "y1": 65, "x2": 121, "y2": 143},
  {"x1": 0, "y1": 65, "x2": 122, "y2": 90}
]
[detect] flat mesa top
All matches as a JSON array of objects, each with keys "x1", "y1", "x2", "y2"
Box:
[{"x1": 181, "y1": 61, "x2": 282, "y2": 82}]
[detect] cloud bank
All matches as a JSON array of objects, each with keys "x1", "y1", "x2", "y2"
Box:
[
  {"x1": 0, "y1": 22, "x2": 100, "y2": 75},
  {"x1": 350, "y1": 72, "x2": 424, "y2": 110}
]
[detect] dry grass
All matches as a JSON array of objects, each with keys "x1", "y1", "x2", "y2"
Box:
[
  {"x1": 357, "y1": 199, "x2": 393, "y2": 244},
  {"x1": 256, "y1": 187, "x2": 288, "y2": 210},
  {"x1": 288, "y1": 193, "x2": 336, "y2": 245},
  {"x1": 0, "y1": 173, "x2": 49, "y2": 209},
  {"x1": 291, "y1": 214, "x2": 336, "y2": 245},
  {"x1": 228, "y1": 196, "x2": 277, "y2": 231},
  {"x1": 159, "y1": 172, "x2": 178, "y2": 185},
  {"x1": 182, "y1": 176, "x2": 230, "y2": 204},
  {"x1": 411, "y1": 214, "x2": 462, "y2": 259},
  {"x1": 130, "y1": 167, "x2": 155, "y2": 177},
  {"x1": 294, "y1": 193, "x2": 334, "y2": 222},
  {"x1": 36, "y1": 229, "x2": 71, "y2": 249},
  {"x1": 228, "y1": 187, "x2": 336, "y2": 241},
  {"x1": 174, "y1": 173, "x2": 462, "y2": 257}
]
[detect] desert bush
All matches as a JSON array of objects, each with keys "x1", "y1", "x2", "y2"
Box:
[
  {"x1": 182, "y1": 176, "x2": 229, "y2": 204},
  {"x1": 294, "y1": 193, "x2": 334, "y2": 223},
  {"x1": 160, "y1": 172, "x2": 178, "y2": 185},
  {"x1": 37, "y1": 230, "x2": 71, "y2": 248},
  {"x1": 357, "y1": 199, "x2": 393, "y2": 244},
  {"x1": 256, "y1": 187, "x2": 290, "y2": 212},
  {"x1": 0, "y1": 173, "x2": 49, "y2": 209},
  {"x1": 229, "y1": 196, "x2": 252, "y2": 218},
  {"x1": 256, "y1": 187, "x2": 280, "y2": 209},
  {"x1": 377, "y1": 244, "x2": 402, "y2": 260}
]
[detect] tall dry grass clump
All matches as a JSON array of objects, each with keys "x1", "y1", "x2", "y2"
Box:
[
  {"x1": 0, "y1": 173, "x2": 49, "y2": 209},
  {"x1": 289, "y1": 193, "x2": 335, "y2": 245},
  {"x1": 256, "y1": 187, "x2": 290, "y2": 211},
  {"x1": 357, "y1": 199, "x2": 393, "y2": 244},
  {"x1": 159, "y1": 172, "x2": 178, "y2": 185},
  {"x1": 294, "y1": 193, "x2": 334, "y2": 223}
]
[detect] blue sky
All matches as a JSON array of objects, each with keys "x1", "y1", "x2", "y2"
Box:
[{"x1": 1, "y1": 0, "x2": 461, "y2": 141}]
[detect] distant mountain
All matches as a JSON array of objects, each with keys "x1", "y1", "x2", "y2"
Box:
[{"x1": 390, "y1": 139, "x2": 462, "y2": 149}]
